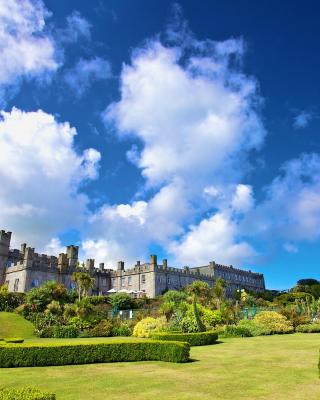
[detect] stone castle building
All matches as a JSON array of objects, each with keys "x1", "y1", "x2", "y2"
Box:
[{"x1": 0, "y1": 230, "x2": 265, "y2": 297}]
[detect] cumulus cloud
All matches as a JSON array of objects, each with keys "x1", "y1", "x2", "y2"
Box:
[
  {"x1": 170, "y1": 212, "x2": 257, "y2": 266},
  {"x1": 244, "y1": 153, "x2": 320, "y2": 243},
  {"x1": 89, "y1": 25, "x2": 266, "y2": 267},
  {"x1": 0, "y1": 107, "x2": 100, "y2": 249},
  {"x1": 64, "y1": 57, "x2": 112, "y2": 97},
  {"x1": 0, "y1": 0, "x2": 58, "y2": 103},
  {"x1": 293, "y1": 111, "x2": 313, "y2": 129}
]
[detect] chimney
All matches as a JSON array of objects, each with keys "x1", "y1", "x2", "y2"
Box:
[
  {"x1": 117, "y1": 261, "x2": 125, "y2": 271},
  {"x1": 150, "y1": 254, "x2": 157, "y2": 267},
  {"x1": 163, "y1": 259, "x2": 168, "y2": 269}
]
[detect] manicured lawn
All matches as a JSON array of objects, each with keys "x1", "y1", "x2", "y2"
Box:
[
  {"x1": 0, "y1": 312, "x2": 35, "y2": 339},
  {"x1": 1, "y1": 333, "x2": 320, "y2": 399}
]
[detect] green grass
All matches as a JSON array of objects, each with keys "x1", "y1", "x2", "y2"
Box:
[
  {"x1": 0, "y1": 312, "x2": 35, "y2": 339},
  {"x1": 1, "y1": 333, "x2": 320, "y2": 399}
]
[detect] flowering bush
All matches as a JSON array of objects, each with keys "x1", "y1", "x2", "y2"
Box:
[
  {"x1": 254, "y1": 311, "x2": 293, "y2": 334},
  {"x1": 133, "y1": 317, "x2": 166, "y2": 338}
]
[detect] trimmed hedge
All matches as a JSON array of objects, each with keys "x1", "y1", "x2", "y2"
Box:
[
  {"x1": 296, "y1": 323, "x2": 320, "y2": 333},
  {"x1": 0, "y1": 339, "x2": 190, "y2": 367},
  {"x1": 151, "y1": 331, "x2": 218, "y2": 346},
  {"x1": 0, "y1": 387, "x2": 55, "y2": 400}
]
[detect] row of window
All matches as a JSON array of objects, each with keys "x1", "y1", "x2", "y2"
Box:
[
  {"x1": 5, "y1": 278, "x2": 20, "y2": 292},
  {"x1": 112, "y1": 274, "x2": 146, "y2": 287}
]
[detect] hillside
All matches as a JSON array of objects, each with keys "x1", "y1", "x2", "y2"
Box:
[{"x1": 0, "y1": 312, "x2": 35, "y2": 338}]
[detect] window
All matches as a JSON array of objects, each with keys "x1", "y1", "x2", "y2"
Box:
[
  {"x1": 141, "y1": 274, "x2": 146, "y2": 284},
  {"x1": 5, "y1": 260, "x2": 12, "y2": 268},
  {"x1": 167, "y1": 276, "x2": 170, "y2": 284},
  {"x1": 112, "y1": 278, "x2": 116, "y2": 288},
  {"x1": 102, "y1": 278, "x2": 107, "y2": 286},
  {"x1": 31, "y1": 279, "x2": 39, "y2": 288},
  {"x1": 121, "y1": 277, "x2": 125, "y2": 286},
  {"x1": 13, "y1": 278, "x2": 19, "y2": 292},
  {"x1": 128, "y1": 276, "x2": 132, "y2": 286}
]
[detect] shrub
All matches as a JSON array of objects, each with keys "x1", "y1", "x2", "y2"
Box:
[
  {"x1": 52, "y1": 325, "x2": 79, "y2": 338},
  {"x1": 63, "y1": 303, "x2": 77, "y2": 319},
  {"x1": 180, "y1": 315, "x2": 199, "y2": 333},
  {"x1": 223, "y1": 325, "x2": 252, "y2": 337},
  {"x1": 133, "y1": 317, "x2": 167, "y2": 338},
  {"x1": 0, "y1": 340, "x2": 190, "y2": 366},
  {"x1": 89, "y1": 319, "x2": 113, "y2": 337},
  {"x1": 4, "y1": 338, "x2": 24, "y2": 343},
  {"x1": 86, "y1": 296, "x2": 110, "y2": 305},
  {"x1": 45, "y1": 301, "x2": 61, "y2": 315},
  {"x1": 0, "y1": 285, "x2": 25, "y2": 311},
  {"x1": 109, "y1": 293, "x2": 134, "y2": 310},
  {"x1": 237, "y1": 319, "x2": 271, "y2": 336},
  {"x1": 0, "y1": 387, "x2": 55, "y2": 400},
  {"x1": 111, "y1": 323, "x2": 132, "y2": 337},
  {"x1": 254, "y1": 311, "x2": 294, "y2": 334},
  {"x1": 151, "y1": 331, "x2": 218, "y2": 346},
  {"x1": 296, "y1": 323, "x2": 320, "y2": 333},
  {"x1": 33, "y1": 314, "x2": 62, "y2": 338}
]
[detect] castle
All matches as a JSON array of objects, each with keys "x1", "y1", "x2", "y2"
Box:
[{"x1": 0, "y1": 230, "x2": 265, "y2": 297}]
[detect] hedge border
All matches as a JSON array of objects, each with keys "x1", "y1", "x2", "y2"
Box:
[
  {"x1": 151, "y1": 331, "x2": 218, "y2": 346},
  {"x1": 0, "y1": 340, "x2": 190, "y2": 367}
]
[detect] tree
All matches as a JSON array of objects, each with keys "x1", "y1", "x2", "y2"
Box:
[
  {"x1": 212, "y1": 278, "x2": 227, "y2": 310},
  {"x1": 72, "y1": 272, "x2": 95, "y2": 301},
  {"x1": 186, "y1": 281, "x2": 208, "y2": 332},
  {"x1": 109, "y1": 293, "x2": 134, "y2": 310}
]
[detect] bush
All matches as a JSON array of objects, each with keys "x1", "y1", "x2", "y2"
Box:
[
  {"x1": 0, "y1": 387, "x2": 55, "y2": 400},
  {"x1": 296, "y1": 323, "x2": 320, "y2": 333},
  {"x1": 254, "y1": 311, "x2": 294, "y2": 334},
  {"x1": 133, "y1": 317, "x2": 167, "y2": 338},
  {"x1": 0, "y1": 340, "x2": 190, "y2": 366},
  {"x1": 223, "y1": 325, "x2": 252, "y2": 337},
  {"x1": 89, "y1": 320, "x2": 113, "y2": 337},
  {"x1": 237, "y1": 319, "x2": 271, "y2": 336},
  {"x1": 86, "y1": 296, "x2": 110, "y2": 305},
  {"x1": 0, "y1": 285, "x2": 25, "y2": 311},
  {"x1": 109, "y1": 293, "x2": 134, "y2": 310},
  {"x1": 52, "y1": 325, "x2": 79, "y2": 338},
  {"x1": 4, "y1": 338, "x2": 24, "y2": 343},
  {"x1": 111, "y1": 323, "x2": 132, "y2": 337},
  {"x1": 151, "y1": 331, "x2": 218, "y2": 346}
]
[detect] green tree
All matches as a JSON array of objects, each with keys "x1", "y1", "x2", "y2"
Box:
[
  {"x1": 72, "y1": 272, "x2": 95, "y2": 301},
  {"x1": 109, "y1": 292, "x2": 134, "y2": 310},
  {"x1": 212, "y1": 278, "x2": 227, "y2": 310}
]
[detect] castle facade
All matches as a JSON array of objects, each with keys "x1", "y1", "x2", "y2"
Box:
[{"x1": 0, "y1": 230, "x2": 265, "y2": 297}]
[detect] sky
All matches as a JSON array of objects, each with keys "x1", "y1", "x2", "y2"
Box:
[{"x1": 0, "y1": 0, "x2": 320, "y2": 290}]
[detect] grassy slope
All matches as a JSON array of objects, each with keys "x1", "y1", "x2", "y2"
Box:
[
  {"x1": 0, "y1": 312, "x2": 35, "y2": 339},
  {"x1": 1, "y1": 333, "x2": 320, "y2": 399}
]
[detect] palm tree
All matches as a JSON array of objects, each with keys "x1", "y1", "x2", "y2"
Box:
[
  {"x1": 72, "y1": 272, "x2": 95, "y2": 300},
  {"x1": 212, "y1": 278, "x2": 227, "y2": 311}
]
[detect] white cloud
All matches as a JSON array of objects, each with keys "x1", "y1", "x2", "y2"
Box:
[
  {"x1": 64, "y1": 57, "x2": 112, "y2": 97},
  {"x1": 106, "y1": 39, "x2": 265, "y2": 190},
  {"x1": 293, "y1": 111, "x2": 313, "y2": 129},
  {"x1": 244, "y1": 153, "x2": 320, "y2": 243},
  {"x1": 58, "y1": 10, "x2": 91, "y2": 44},
  {"x1": 0, "y1": 107, "x2": 100, "y2": 249},
  {"x1": 170, "y1": 212, "x2": 257, "y2": 266},
  {"x1": 44, "y1": 237, "x2": 65, "y2": 256},
  {"x1": 231, "y1": 184, "x2": 254, "y2": 214},
  {"x1": 90, "y1": 23, "x2": 267, "y2": 267},
  {"x1": 0, "y1": 0, "x2": 58, "y2": 103}
]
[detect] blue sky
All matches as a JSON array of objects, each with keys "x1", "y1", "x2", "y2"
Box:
[{"x1": 0, "y1": 0, "x2": 320, "y2": 290}]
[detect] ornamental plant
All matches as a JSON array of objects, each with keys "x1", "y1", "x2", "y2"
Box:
[
  {"x1": 254, "y1": 311, "x2": 293, "y2": 334},
  {"x1": 133, "y1": 317, "x2": 167, "y2": 338}
]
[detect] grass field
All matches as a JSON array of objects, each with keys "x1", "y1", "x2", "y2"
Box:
[
  {"x1": 1, "y1": 333, "x2": 320, "y2": 400},
  {"x1": 0, "y1": 312, "x2": 35, "y2": 339}
]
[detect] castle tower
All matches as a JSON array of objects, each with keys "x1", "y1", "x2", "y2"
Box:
[
  {"x1": 0, "y1": 230, "x2": 11, "y2": 285},
  {"x1": 66, "y1": 245, "x2": 79, "y2": 269},
  {"x1": 150, "y1": 254, "x2": 157, "y2": 268}
]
